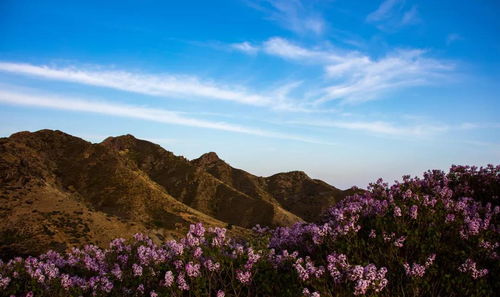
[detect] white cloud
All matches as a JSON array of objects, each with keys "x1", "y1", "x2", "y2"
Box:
[
  {"x1": 366, "y1": 0, "x2": 419, "y2": 30},
  {"x1": 262, "y1": 37, "x2": 344, "y2": 62},
  {"x1": 401, "y1": 6, "x2": 420, "y2": 25},
  {"x1": 263, "y1": 37, "x2": 316, "y2": 59},
  {"x1": 292, "y1": 120, "x2": 460, "y2": 137},
  {"x1": 446, "y1": 33, "x2": 463, "y2": 45},
  {"x1": 253, "y1": 38, "x2": 453, "y2": 104},
  {"x1": 246, "y1": 0, "x2": 325, "y2": 35},
  {"x1": 0, "y1": 89, "x2": 331, "y2": 144},
  {"x1": 320, "y1": 49, "x2": 452, "y2": 104},
  {"x1": 366, "y1": 0, "x2": 401, "y2": 22},
  {"x1": 291, "y1": 119, "x2": 499, "y2": 137},
  {"x1": 292, "y1": 119, "x2": 448, "y2": 136},
  {"x1": 329, "y1": 121, "x2": 448, "y2": 136},
  {"x1": 231, "y1": 42, "x2": 259, "y2": 54},
  {"x1": 0, "y1": 62, "x2": 308, "y2": 111}
]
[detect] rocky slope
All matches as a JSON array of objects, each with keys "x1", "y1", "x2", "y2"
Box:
[
  {"x1": 192, "y1": 152, "x2": 358, "y2": 221},
  {"x1": 101, "y1": 135, "x2": 300, "y2": 228},
  {"x1": 0, "y1": 129, "x2": 354, "y2": 258},
  {"x1": 0, "y1": 130, "x2": 224, "y2": 258}
]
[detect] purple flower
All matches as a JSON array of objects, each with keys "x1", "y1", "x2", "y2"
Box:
[
  {"x1": 177, "y1": 273, "x2": 190, "y2": 291},
  {"x1": 293, "y1": 259, "x2": 309, "y2": 281},
  {"x1": 393, "y1": 206, "x2": 402, "y2": 217},
  {"x1": 132, "y1": 263, "x2": 143, "y2": 277},
  {"x1": 101, "y1": 277, "x2": 113, "y2": 293},
  {"x1": 193, "y1": 247, "x2": 203, "y2": 258},
  {"x1": 0, "y1": 274, "x2": 11, "y2": 289},
  {"x1": 236, "y1": 270, "x2": 252, "y2": 284},
  {"x1": 189, "y1": 223, "x2": 206, "y2": 237},
  {"x1": 60, "y1": 274, "x2": 72, "y2": 290},
  {"x1": 185, "y1": 262, "x2": 201, "y2": 278},
  {"x1": 203, "y1": 259, "x2": 221, "y2": 272},
  {"x1": 409, "y1": 205, "x2": 418, "y2": 219},
  {"x1": 425, "y1": 254, "x2": 436, "y2": 268},
  {"x1": 393, "y1": 236, "x2": 406, "y2": 248},
  {"x1": 445, "y1": 213, "x2": 455, "y2": 223},
  {"x1": 163, "y1": 271, "x2": 174, "y2": 287},
  {"x1": 303, "y1": 288, "x2": 321, "y2": 297},
  {"x1": 216, "y1": 290, "x2": 225, "y2": 297},
  {"x1": 404, "y1": 263, "x2": 426, "y2": 278},
  {"x1": 459, "y1": 259, "x2": 489, "y2": 279},
  {"x1": 210, "y1": 227, "x2": 227, "y2": 247},
  {"x1": 354, "y1": 279, "x2": 370, "y2": 295},
  {"x1": 111, "y1": 264, "x2": 122, "y2": 280}
]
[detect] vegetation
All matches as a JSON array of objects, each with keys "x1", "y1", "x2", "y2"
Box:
[{"x1": 1, "y1": 165, "x2": 498, "y2": 296}]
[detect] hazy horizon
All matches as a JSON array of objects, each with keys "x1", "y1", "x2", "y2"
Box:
[{"x1": 1, "y1": 0, "x2": 499, "y2": 189}]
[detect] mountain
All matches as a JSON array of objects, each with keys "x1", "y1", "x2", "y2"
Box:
[
  {"x1": 101, "y1": 135, "x2": 301, "y2": 227},
  {"x1": 0, "y1": 130, "x2": 224, "y2": 258},
  {"x1": 192, "y1": 152, "x2": 357, "y2": 221},
  {"x1": 0, "y1": 129, "x2": 354, "y2": 258}
]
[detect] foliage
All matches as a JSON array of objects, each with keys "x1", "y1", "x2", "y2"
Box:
[{"x1": 0, "y1": 165, "x2": 498, "y2": 296}]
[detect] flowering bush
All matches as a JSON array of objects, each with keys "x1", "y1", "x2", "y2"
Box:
[{"x1": 0, "y1": 165, "x2": 498, "y2": 296}]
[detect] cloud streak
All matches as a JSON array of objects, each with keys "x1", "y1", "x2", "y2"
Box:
[
  {"x1": 235, "y1": 38, "x2": 453, "y2": 104},
  {"x1": 300, "y1": 120, "x2": 448, "y2": 136},
  {"x1": 231, "y1": 42, "x2": 259, "y2": 54},
  {"x1": 290, "y1": 120, "x2": 488, "y2": 137},
  {"x1": 0, "y1": 89, "x2": 331, "y2": 144},
  {"x1": 366, "y1": 0, "x2": 401, "y2": 22},
  {"x1": 0, "y1": 62, "x2": 307, "y2": 111},
  {"x1": 246, "y1": 0, "x2": 325, "y2": 35},
  {"x1": 366, "y1": 0, "x2": 420, "y2": 30}
]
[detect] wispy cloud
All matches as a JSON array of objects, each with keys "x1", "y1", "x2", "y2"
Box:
[
  {"x1": 400, "y1": 6, "x2": 420, "y2": 26},
  {"x1": 262, "y1": 37, "x2": 342, "y2": 62},
  {"x1": 245, "y1": 0, "x2": 326, "y2": 35},
  {"x1": 0, "y1": 89, "x2": 332, "y2": 145},
  {"x1": 319, "y1": 49, "x2": 451, "y2": 104},
  {"x1": 290, "y1": 120, "x2": 493, "y2": 137},
  {"x1": 366, "y1": 0, "x2": 420, "y2": 30},
  {"x1": 238, "y1": 38, "x2": 453, "y2": 104},
  {"x1": 0, "y1": 62, "x2": 309, "y2": 111},
  {"x1": 291, "y1": 120, "x2": 447, "y2": 136},
  {"x1": 446, "y1": 33, "x2": 463, "y2": 45},
  {"x1": 366, "y1": 0, "x2": 401, "y2": 22},
  {"x1": 231, "y1": 42, "x2": 259, "y2": 54}
]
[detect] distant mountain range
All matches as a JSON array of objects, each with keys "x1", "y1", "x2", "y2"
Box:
[{"x1": 0, "y1": 130, "x2": 357, "y2": 258}]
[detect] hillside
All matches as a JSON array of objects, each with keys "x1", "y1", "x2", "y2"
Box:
[
  {"x1": 192, "y1": 152, "x2": 357, "y2": 221},
  {"x1": 0, "y1": 130, "x2": 224, "y2": 258},
  {"x1": 101, "y1": 135, "x2": 301, "y2": 227},
  {"x1": 0, "y1": 129, "x2": 352, "y2": 258},
  {"x1": 1, "y1": 165, "x2": 497, "y2": 297}
]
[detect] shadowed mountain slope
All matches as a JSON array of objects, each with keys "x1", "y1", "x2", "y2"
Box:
[
  {"x1": 192, "y1": 152, "x2": 358, "y2": 221},
  {"x1": 0, "y1": 130, "x2": 225, "y2": 258},
  {"x1": 0, "y1": 129, "x2": 355, "y2": 258},
  {"x1": 101, "y1": 135, "x2": 301, "y2": 228}
]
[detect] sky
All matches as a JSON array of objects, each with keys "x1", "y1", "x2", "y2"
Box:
[{"x1": 0, "y1": 0, "x2": 499, "y2": 189}]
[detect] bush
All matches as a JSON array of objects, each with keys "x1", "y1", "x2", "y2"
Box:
[{"x1": 0, "y1": 165, "x2": 498, "y2": 296}]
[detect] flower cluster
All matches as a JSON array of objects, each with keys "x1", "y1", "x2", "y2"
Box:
[
  {"x1": 458, "y1": 258, "x2": 489, "y2": 279},
  {"x1": 403, "y1": 254, "x2": 436, "y2": 278},
  {"x1": 326, "y1": 253, "x2": 388, "y2": 295},
  {"x1": 0, "y1": 165, "x2": 498, "y2": 296}
]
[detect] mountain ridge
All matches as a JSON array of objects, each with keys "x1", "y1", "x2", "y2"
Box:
[{"x1": 0, "y1": 129, "x2": 356, "y2": 258}]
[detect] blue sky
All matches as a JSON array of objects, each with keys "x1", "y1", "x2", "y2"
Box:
[{"x1": 0, "y1": 0, "x2": 499, "y2": 188}]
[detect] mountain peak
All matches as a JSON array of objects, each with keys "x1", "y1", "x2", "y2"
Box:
[
  {"x1": 270, "y1": 170, "x2": 310, "y2": 180},
  {"x1": 102, "y1": 134, "x2": 137, "y2": 143},
  {"x1": 194, "y1": 152, "x2": 222, "y2": 165},
  {"x1": 10, "y1": 129, "x2": 70, "y2": 139}
]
